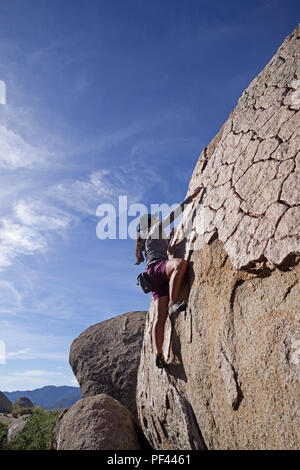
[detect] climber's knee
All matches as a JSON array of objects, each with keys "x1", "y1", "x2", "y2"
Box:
[
  {"x1": 176, "y1": 258, "x2": 188, "y2": 273},
  {"x1": 166, "y1": 258, "x2": 188, "y2": 279},
  {"x1": 180, "y1": 259, "x2": 188, "y2": 269}
]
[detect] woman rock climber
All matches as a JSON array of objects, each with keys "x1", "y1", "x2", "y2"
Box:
[{"x1": 135, "y1": 186, "x2": 203, "y2": 369}]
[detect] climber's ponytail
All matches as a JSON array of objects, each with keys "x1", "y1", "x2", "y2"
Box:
[{"x1": 135, "y1": 224, "x2": 145, "y2": 265}]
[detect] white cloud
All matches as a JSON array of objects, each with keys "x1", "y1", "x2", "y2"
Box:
[
  {"x1": 52, "y1": 170, "x2": 115, "y2": 215},
  {"x1": 0, "y1": 73, "x2": 162, "y2": 274},
  {"x1": 0, "y1": 123, "x2": 53, "y2": 169},
  {"x1": 6, "y1": 349, "x2": 67, "y2": 361},
  {"x1": 0, "y1": 218, "x2": 47, "y2": 268},
  {"x1": 6, "y1": 348, "x2": 31, "y2": 359},
  {"x1": 51, "y1": 164, "x2": 161, "y2": 216},
  {"x1": 0, "y1": 246, "x2": 15, "y2": 269},
  {"x1": 0, "y1": 280, "x2": 22, "y2": 313},
  {"x1": 0, "y1": 218, "x2": 47, "y2": 252},
  {"x1": 0, "y1": 319, "x2": 70, "y2": 362},
  {"x1": 0, "y1": 198, "x2": 76, "y2": 270},
  {"x1": 14, "y1": 198, "x2": 73, "y2": 232},
  {"x1": 0, "y1": 319, "x2": 72, "y2": 389},
  {"x1": 0, "y1": 368, "x2": 71, "y2": 391},
  {"x1": 12, "y1": 369, "x2": 63, "y2": 377}
]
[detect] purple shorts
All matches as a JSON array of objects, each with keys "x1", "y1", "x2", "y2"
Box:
[{"x1": 146, "y1": 260, "x2": 169, "y2": 301}]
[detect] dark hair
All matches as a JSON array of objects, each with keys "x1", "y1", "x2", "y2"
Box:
[{"x1": 135, "y1": 222, "x2": 145, "y2": 265}]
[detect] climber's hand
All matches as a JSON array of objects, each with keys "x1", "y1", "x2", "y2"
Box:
[
  {"x1": 190, "y1": 185, "x2": 203, "y2": 199},
  {"x1": 169, "y1": 227, "x2": 175, "y2": 240}
]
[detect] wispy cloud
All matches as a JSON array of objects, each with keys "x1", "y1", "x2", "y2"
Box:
[
  {"x1": 6, "y1": 348, "x2": 68, "y2": 362},
  {"x1": 6, "y1": 348, "x2": 31, "y2": 359},
  {"x1": 0, "y1": 319, "x2": 70, "y2": 361},
  {"x1": 12, "y1": 369, "x2": 63, "y2": 377},
  {"x1": 50, "y1": 163, "x2": 161, "y2": 216},
  {"x1": 0, "y1": 280, "x2": 23, "y2": 313},
  {"x1": 0, "y1": 368, "x2": 72, "y2": 391},
  {"x1": 0, "y1": 123, "x2": 54, "y2": 169},
  {"x1": 0, "y1": 197, "x2": 76, "y2": 270},
  {"x1": 51, "y1": 170, "x2": 113, "y2": 215},
  {"x1": 13, "y1": 199, "x2": 74, "y2": 232},
  {"x1": 0, "y1": 218, "x2": 47, "y2": 269},
  {"x1": 0, "y1": 318, "x2": 73, "y2": 390},
  {"x1": 0, "y1": 83, "x2": 64, "y2": 171}
]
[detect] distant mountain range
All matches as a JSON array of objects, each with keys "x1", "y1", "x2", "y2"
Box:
[{"x1": 3, "y1": 385, "x2": 81, "y2": 410}]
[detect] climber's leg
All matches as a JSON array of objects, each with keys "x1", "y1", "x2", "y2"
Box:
[
  {"x1": 166, "y1": 258, "x2": 188, "y2": 305},
  {"x1": 153, "y1": 295, "x2": 169, "y2": 357}
]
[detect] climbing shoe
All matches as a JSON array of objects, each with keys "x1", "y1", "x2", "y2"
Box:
[
  {"x1": 155, "y1": 354, "x2": 168, "y2": 369},
  {"x1": 168, "y1": 301, "x2": 188, "y2": 316}
]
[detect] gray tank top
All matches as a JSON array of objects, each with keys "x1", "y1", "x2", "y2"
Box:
[{"x1": 145, "y1": 224, "x2": 169, "y2": 269}]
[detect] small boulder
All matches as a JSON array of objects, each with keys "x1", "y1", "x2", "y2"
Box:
[
  {"x1": 69, "y1": 310, "x2": 146, "y2": 419},
  {"x1": 51, "y1": 393, "x2": 142, "y2": 450},
  {"x1": 13, "y1": 397, "x2": 34, "y2": 409},
  {"x1": 0, "y1": 392, "x2": 12, "y2": 413},
  {"x1": 7, "y1": 416, "x2": 31, "y2": 443}
]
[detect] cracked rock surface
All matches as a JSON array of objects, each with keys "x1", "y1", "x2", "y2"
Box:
[
  {"x1": 188, "y1": 25, "x2": 300, "y2": 270},
  {"x1": 136, "y1": 25, "x2": 300, "y2": 450}
]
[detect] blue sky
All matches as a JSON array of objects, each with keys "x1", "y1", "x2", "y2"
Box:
[{"x1": 0, "y1": 0, "x2": 299, "y2": 391}]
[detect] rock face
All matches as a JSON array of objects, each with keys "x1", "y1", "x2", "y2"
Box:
[
  {"x1": 51, "y1": 394, "x2": 142, "y2": 450},
  {"x1": 69, "y1": 311, "x2": 146, "y2": 419},
  {"x1": 0, "y1": 392, "x2": 12, "y2": 413},
  {"x1": 186, "y1": 25, "x2": 300, "y2": 270},
  {"x1": 13, "y1": 397, "x2": 34, "y2": 409},
  {"x1": 136, "y1": 25, "x2": 300, "y2": 450}
]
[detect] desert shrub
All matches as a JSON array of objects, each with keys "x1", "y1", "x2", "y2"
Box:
[
  {"x1": 0, "y1": 422, "x2": 8, "y2": 449},
  {"x1": 9, "y1": 408, "x2": 60, "y2": 450},
  {"x1": 12, "y1": 407, "x2": 34, "y2": 417}
]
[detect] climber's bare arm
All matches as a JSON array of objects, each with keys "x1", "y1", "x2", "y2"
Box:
[
  {"x1": 168, "y1": 226, "x2": 175, "y2": 243},
  {"x1": 160, "y1": 185, "x2": 203, "y2": 230},
  {"x1": 189, "y1": 185, "x2": 203, "y2": 199},
  {"x1": 167, "y1": 227, "x2": 175, "y2": 255}
]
